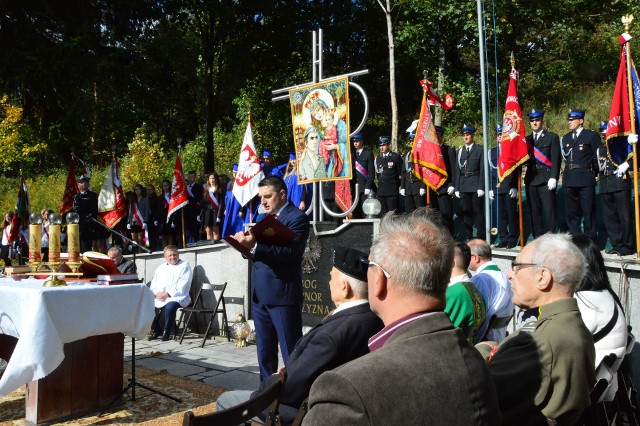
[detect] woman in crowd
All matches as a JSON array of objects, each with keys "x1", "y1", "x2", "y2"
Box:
[
  {"x1": 571, "y1": 234, "x2": 628, "y2": 400},
  {"x1": 201, "y1": 172, "x2": 223, "y2": 242},
  {"x1": 1, "y1": 211, "x2": 14, "y2": 266}
]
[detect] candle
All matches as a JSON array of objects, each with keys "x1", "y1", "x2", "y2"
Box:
[
  {"x1": 49, "y1": 224, "x2": 61, "y2": 262},
  {"x1": 29, "y1": 224, "x2": 42, "y2": 262},
  {"x1": 67, "y1": 223, "x2": 80, "y2": 262}
]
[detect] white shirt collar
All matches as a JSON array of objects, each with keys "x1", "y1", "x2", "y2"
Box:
[
  {"x1": 449, "y1": 273, "x2": 470, "y2": 286},
  {"x1": 333, "y1": 299, "x2": 368, "y2": 314}
]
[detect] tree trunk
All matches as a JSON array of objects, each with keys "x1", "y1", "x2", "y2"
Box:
[
  {"x1": 380, "y1": 0, "x2": 398, "y2": 152},
  {"x1": 435, "y1": 41, "x2": 446, "y2": 127}
]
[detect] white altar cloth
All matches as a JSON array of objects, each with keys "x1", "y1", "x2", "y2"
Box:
[{"x1": 0, "y1": 279, "x2": 154, "y2": 397}]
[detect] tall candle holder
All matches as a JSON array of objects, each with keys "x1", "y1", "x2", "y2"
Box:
[{"x1": 27, "y1": 213, "x2": 43, "y2": 273}]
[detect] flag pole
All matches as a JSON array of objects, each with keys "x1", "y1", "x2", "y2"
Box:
[
  {"x1": 622, "y1": 15, "x2": 639, "y2": 255},
  {"x1": 509, "y1": 52, "x2": 526, "y2": 249}
]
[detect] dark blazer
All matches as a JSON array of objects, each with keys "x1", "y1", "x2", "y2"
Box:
[
  {"x1": 252, "y1": 202, "x2": 310, "y2": 306},
  {"x1": 375, "y1": 151, "x2": 404, "y2": 196},
  {"x1": 524, "y1": 130, "x2": 561, "y2": 186},
  {"x1": 489, "y1": 147, "x2": 517, "y2": 194},
  {"x1": 73, "y1": 190, "x2": 99, "y2": 237},
  {"x1": 258, "y1": 303, "x2": 383, "y2": 424},
  {"x1": 454, "y1": 144, "x2": 485, "y2": 193},
  {"x1": 304, "y1": 313, "x2": 501, "y2": 425},
  {"x1": 352, "y1": 148, "x2": 376, "y2": 193},
  {"x1": 436, "y1": 144, "x2": 456, "y2": 195},
  {"x1": 561, "y1": 129, "x2": 601, "y2": 187},
  {"x1": 598, "y1": 146, "x2": 632, "y2": 193}
]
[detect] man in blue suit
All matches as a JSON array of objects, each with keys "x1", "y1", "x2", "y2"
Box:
[
  {"x1": 216, "y1": 246, "x2": 384, "y2": 424},
  {"x1": 230, "y1": 176, "x2": 310, "y2": 381}
]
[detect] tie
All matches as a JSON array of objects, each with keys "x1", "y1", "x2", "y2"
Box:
[
  {"x1": 572, "y1": 131, "x2": 577, "y2": 141},
  {"x1": 534, "y1": 133, "x2": 539, "y2": 142}
]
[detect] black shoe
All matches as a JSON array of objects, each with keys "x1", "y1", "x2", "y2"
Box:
[
  {"x1": 505, "y1": 243, "x2": 517, "y2": 249},
  {"x1": 618, "y1": 249, "x2": 635, "y2": 256},
  {"x1": 161, "y1": 331, "x2": 171, "y2": 341},
  {"x1": 496, "y1": 241, "x2": 508, "y2": 248},
  {"x1": 148, "y1": 331, "x2": 162, "y2": 341}
]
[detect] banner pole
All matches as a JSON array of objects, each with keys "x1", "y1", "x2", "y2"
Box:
[{"x1": 517, "y1": 173, "x2": 525, "y2": 248}]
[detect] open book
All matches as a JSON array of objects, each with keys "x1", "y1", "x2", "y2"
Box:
[{"x1": 223, "y1": 214, "x2": 298, "y2": 258}]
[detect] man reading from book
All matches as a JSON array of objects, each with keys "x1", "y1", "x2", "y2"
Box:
[{"x1": 229, "y1": 176, "x2": 310, "y2": 381}]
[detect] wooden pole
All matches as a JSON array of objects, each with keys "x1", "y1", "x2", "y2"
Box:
[{"x1": 518, "y1": 172, "x2": 525, "y2": 248}]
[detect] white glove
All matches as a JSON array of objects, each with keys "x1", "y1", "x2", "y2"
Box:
[
  {"x1": 616, "y1": 162, "x2": 630, "y2": 177},
  {"x1": 477, "y1": 189, "x2": 485, "y2": 198},
  {"x1": 489, "y1": 190, "x2": 494, "y2": 200},
  {"x1": 196, "y1": 215, "x2": 201, "y2": 222},
  {"x1": 142, "y1": 222, "x2": 147, "y2": 230},
  {"x1": 364, "y1": 188, "x2": 371, "y2": 195},
  {"x1": 447, "y1": 186, "x2": 455, "y2": 195},
  {"x1": 547, "y1": 178, "x2": 557, "y2": 191},
  {"x1": 509, "y1": 188, "x2": 517, "y2": 198},
  {"x1": 216, "y1": 218, "x2": 221, "y2": 223},
  {"x1": 400, "y1": 188, "x2": 406, "y2": 196},
  {"x1": 629, "y1": 134, "x2": 638, "y2": 144},
  {"x1": 126, "y1": 223, "x2": 131, "y2": 230},
  {"x1": 455, "y1": 191, "x2": 461, "y2": 199},
  {"x1": 419, "y1": 188, "x2": 426, "y2": 196},
  {"x1": 170, "y1": 222, "x2": 176, "y2": 229},
  {"x1": 154, "y1": 220, "x2": 159, "y2": 227}
]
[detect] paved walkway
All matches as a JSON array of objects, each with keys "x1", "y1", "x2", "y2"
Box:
[{"x1": 129, "y1": 333, "x2": 279, "y2": 392}]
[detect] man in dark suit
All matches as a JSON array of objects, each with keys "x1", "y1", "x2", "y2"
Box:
[
  {"x1": 400, "y1": 134, "x2": 426, "y2": 214},
  {"x1": 454, "y1": 124, "x2": 486, "y2": 241},
  {"x1": 597, "y1": 122, "x2": 635, "y2": 255},
  {"x1": 561, "y1": 109, "x2": 601, "y2": 239},
  {"x1": 431, "y1": 126, "x2": 456, "y2": 234},
  {"x1": 185, "y1": 170, "x2": 203, "y2": 243},
  {"x1": 375, "y1": 136, "x2": 403, "y2": 215},
  {"x1": 490, "y1": 127, "x2": 519, "y2": 249},
  {"x1": 524, "y1": 109, "x2": 561, "y2": 238},
  {"x1": 350, "y1": 133, "x2": 376, "y2": 218},
  {"x1": 230, "y1": 176, "x2": 310, "y2": 381},
  {"x1": 305, "y1": 208, "x2": 500, "y2": 425},
  {"x1": 216, "y1": 246, "x2": 383, "y2": 424},
  {"x1": 73, "y1": 175, "x2": 98, "y2": 253}
]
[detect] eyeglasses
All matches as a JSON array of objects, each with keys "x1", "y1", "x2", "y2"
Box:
[
  {"x1": 511, "y1": 261, "x2": 541, "y2": 272},
  {"x1": 361, "y1": 257, "x2": 392, "y2": 278}
]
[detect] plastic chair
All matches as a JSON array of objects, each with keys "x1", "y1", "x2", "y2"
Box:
[
  {"x1": 177, "y1": 282, "x2": 228, "y2": 347},
  {"x1": 182, "y1": 372, "x2": 284, "y2": 426}
]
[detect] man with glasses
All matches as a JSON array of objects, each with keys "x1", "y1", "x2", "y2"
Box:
[
  {"x1": 304, "y1": 208, "x2": 500, "y2": 424},
  {"x1": 476, "y1": 233, "x2": 595, "y2": 425},
  {"x1": 524, "y1": 109, "x2": 561, "y2": 238}
]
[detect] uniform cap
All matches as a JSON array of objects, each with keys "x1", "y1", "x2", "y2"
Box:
[
  {"x1": 435, "y1": 126, "x2": 445, "y2": 135},
  {"x1": 351, "y1": 133, "x2": 364, "y2": 141},
  {"x1": 232, "y1": 163, "x2": 238, "y2": 172},
  {"x1": 567, "y1": 109, "x2": 586, "y2": 120},
  {"x1": 599, "y1": 121, "x2": 607, "y2": 132},
  {"x1": 262, "y1": 149, "x2": 272, "y2": 158},
  {"x1": 527, "y1": 109, "x2": 544, "y2": 120},
  {"x1": 77, "y1": 176, "x2": 90, "y2": 183},
  {"x1": 333, "y1": 247, "x2": 369, "y2": 282},
  {"x1": 378, "y1": 136, "x2": 391, "y2": 146},
  {"x1": 288, "y1": 152, "x2": 296, "y2": 161},
  {"x1": 408, "y1": 133, "x2": 415, "y2": 141},
  {"x1": 461, "y1": 124, "x2": 476, "y2": 134},
  {"x1": 496, "y1": 125, "x2": 503, "y2": 133}
]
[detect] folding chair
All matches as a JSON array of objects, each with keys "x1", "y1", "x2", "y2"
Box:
[
  {"x1": 182, "y1": 372, "x2": 284, "y2": 426},
  {"x1": 177, "y1": 282, "x2": 228, "y2": 347},
  {"x1": 615, "y1": 329, "x2": 640, "y2": 425},
  {"x1": 291, "y1": 398, "x2": 309, "y2": 426},
  {"x1": 580, "y1": 353, "x2": 616, "y2": 426}
]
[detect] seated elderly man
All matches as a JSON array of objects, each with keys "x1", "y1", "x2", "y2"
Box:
[
  {"x1": 107, "y1": 245, "x2": 137, "y2": 274},
  {"x1": 304, "y1": 208, "x2": 500, "y2": 425},
  {"x1": 476, "y1": 233, "x2": 596, "y2": 425},
  {"x1": 468, "y1": 238, "x2": 513, "y2": 342},
  {"x1": 216, "y1": 247, "x2": 383, "y2": 425},
  {"x1": 148, "y1": 245, "x2": 192, "y2": 341},
  {"x1": 446, "y1": 242, "x2": 486, "y2": 343}
]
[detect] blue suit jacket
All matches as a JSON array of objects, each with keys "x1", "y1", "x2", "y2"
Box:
[
  {"x1": 256, "y1": 303, "x2": 384, "y2": 424},
  {"x1": 252, "y1": 203, "x2": 310, "y2": 306}
]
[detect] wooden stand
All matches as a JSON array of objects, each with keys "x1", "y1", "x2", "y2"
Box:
[{"x1": 24, "y1": 333, "x2": 124, "y2": 425}]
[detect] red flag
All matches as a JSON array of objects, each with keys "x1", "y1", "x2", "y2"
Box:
[
  {"x1": 421, "y1": 80, "x2": 454, "y2": 111},
  {"x1": 60, "y1": 159, "x2": 78, "y2": 215},
  {"x1": 335, "y1": 180, "x2": 353, "y2": 215},
  {"x1": 233, "y1": 121, "x2": 265, "y2": 206},
  {"x1": 98, "y1": 158, "x2": 127, "y2": 228},
  {"x1": 410, "y1": 84, "x2": 447, "y2": 190},
  {"x1": 168, "y1": 154, "x2": 189, "y2": 221},
  {"x1": 498, "y1": 69, "x2": 530, "y2": 183}
]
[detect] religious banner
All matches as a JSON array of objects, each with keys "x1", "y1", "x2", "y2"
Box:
[
  {"x1": 498, "y1": 68, "x2": 530, "y2": 184},
  {"x1": 233, "y1": 120, "x2": 264, "y2": 207},
  {"x1": 98, "y1": 157, "x2": 126, "y2": 228},
  {"x1": 289, "y1": 77, "x2": 351, "y2": 183},
  {"x1": 168, "y1": 154, "x2": 189, "y2": 220}
]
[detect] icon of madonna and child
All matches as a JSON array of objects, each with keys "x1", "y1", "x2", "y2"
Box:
[{"x1": 289, "y1": 78, "x2": 352, "y2": 183}]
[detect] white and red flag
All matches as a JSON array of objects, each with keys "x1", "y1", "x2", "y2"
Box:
[
  {"x1": 98, "y1": 157, "x2": 126, "y2": 228},
  {"x1": 233, "y1": 121, "x2": 264, "y2": 207},
  {"x1": 498, "y1": 68, "x2": 530, "y2": 183},
  {"x1": 168, "y1": 154, "x2": 189, "y2": 221}
]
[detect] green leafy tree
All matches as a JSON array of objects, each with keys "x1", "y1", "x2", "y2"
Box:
[{"x1": 120, "y1": 125, "x2": 171, "y2": 192}]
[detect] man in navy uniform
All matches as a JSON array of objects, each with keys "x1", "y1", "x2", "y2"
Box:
[
  {"x1": 400, "y1": 134, "x2": 426, "y2": 214},
  {"x1": 431, "y1": 126, "x2": 456, "y2": 234},
  {"x1": 350, "y1": 133, "x2": 376, "y2": 218},
  {"x1": 73, "y1": 175, "x2": 99, "y2": 253},
  {"x1": 185, "y1": 170, "x2": 203, "y2": 244},
  {"x1": 597, "y1": 121, "x2": 635, "y2": 255},
  {"x1": 375, "y1": 136, "x2": 403, "y2": 215},
  {"x1": 524, "y1": 109, "x2": 561, "y2": 238},
  {"x1": 454, "y1": 124, "x2": 486, "y2": 241},
  {"x1": 561, "y1": 109, "x2": 600, "y2": 240},
  {"x1": 489, "y1": 126, "x2": 518, "y2": 248}
]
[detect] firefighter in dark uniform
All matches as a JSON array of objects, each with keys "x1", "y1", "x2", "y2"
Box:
[
  {"x1": 524, "y1": 109, "x2": 561, "y2": 238},
  {"x1": 375, "y1": 136, "x2": 404, "y2": 215},
  {"x1": 454, "y1": 125, "x2": 486, "y2": 241},
  {"x1": 73, "y1": 175, "x2": 99, "y2": 253},
  {"x1": 597, "y1": 122, "x2": 635, "y2": 255},
  {"x1": 490, "y1": 126, "x2": 519, "y2": 248},
  {"x1": 400, "y1": 134, "x2": 426, "y2": 214},
  {"x1": 561, "y1": 109, "x2": 600, "y2": 240},
  {"x1": 431, "y1": 126, "x2": 456, "y2": 234},
  {"x1": 350, "y1": 133, "x2": 376, "y2": 218}
]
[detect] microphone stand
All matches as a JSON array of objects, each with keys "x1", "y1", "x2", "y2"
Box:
[{"x1": 91, "y1": 216, "x2": 182, "y2": 416}]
